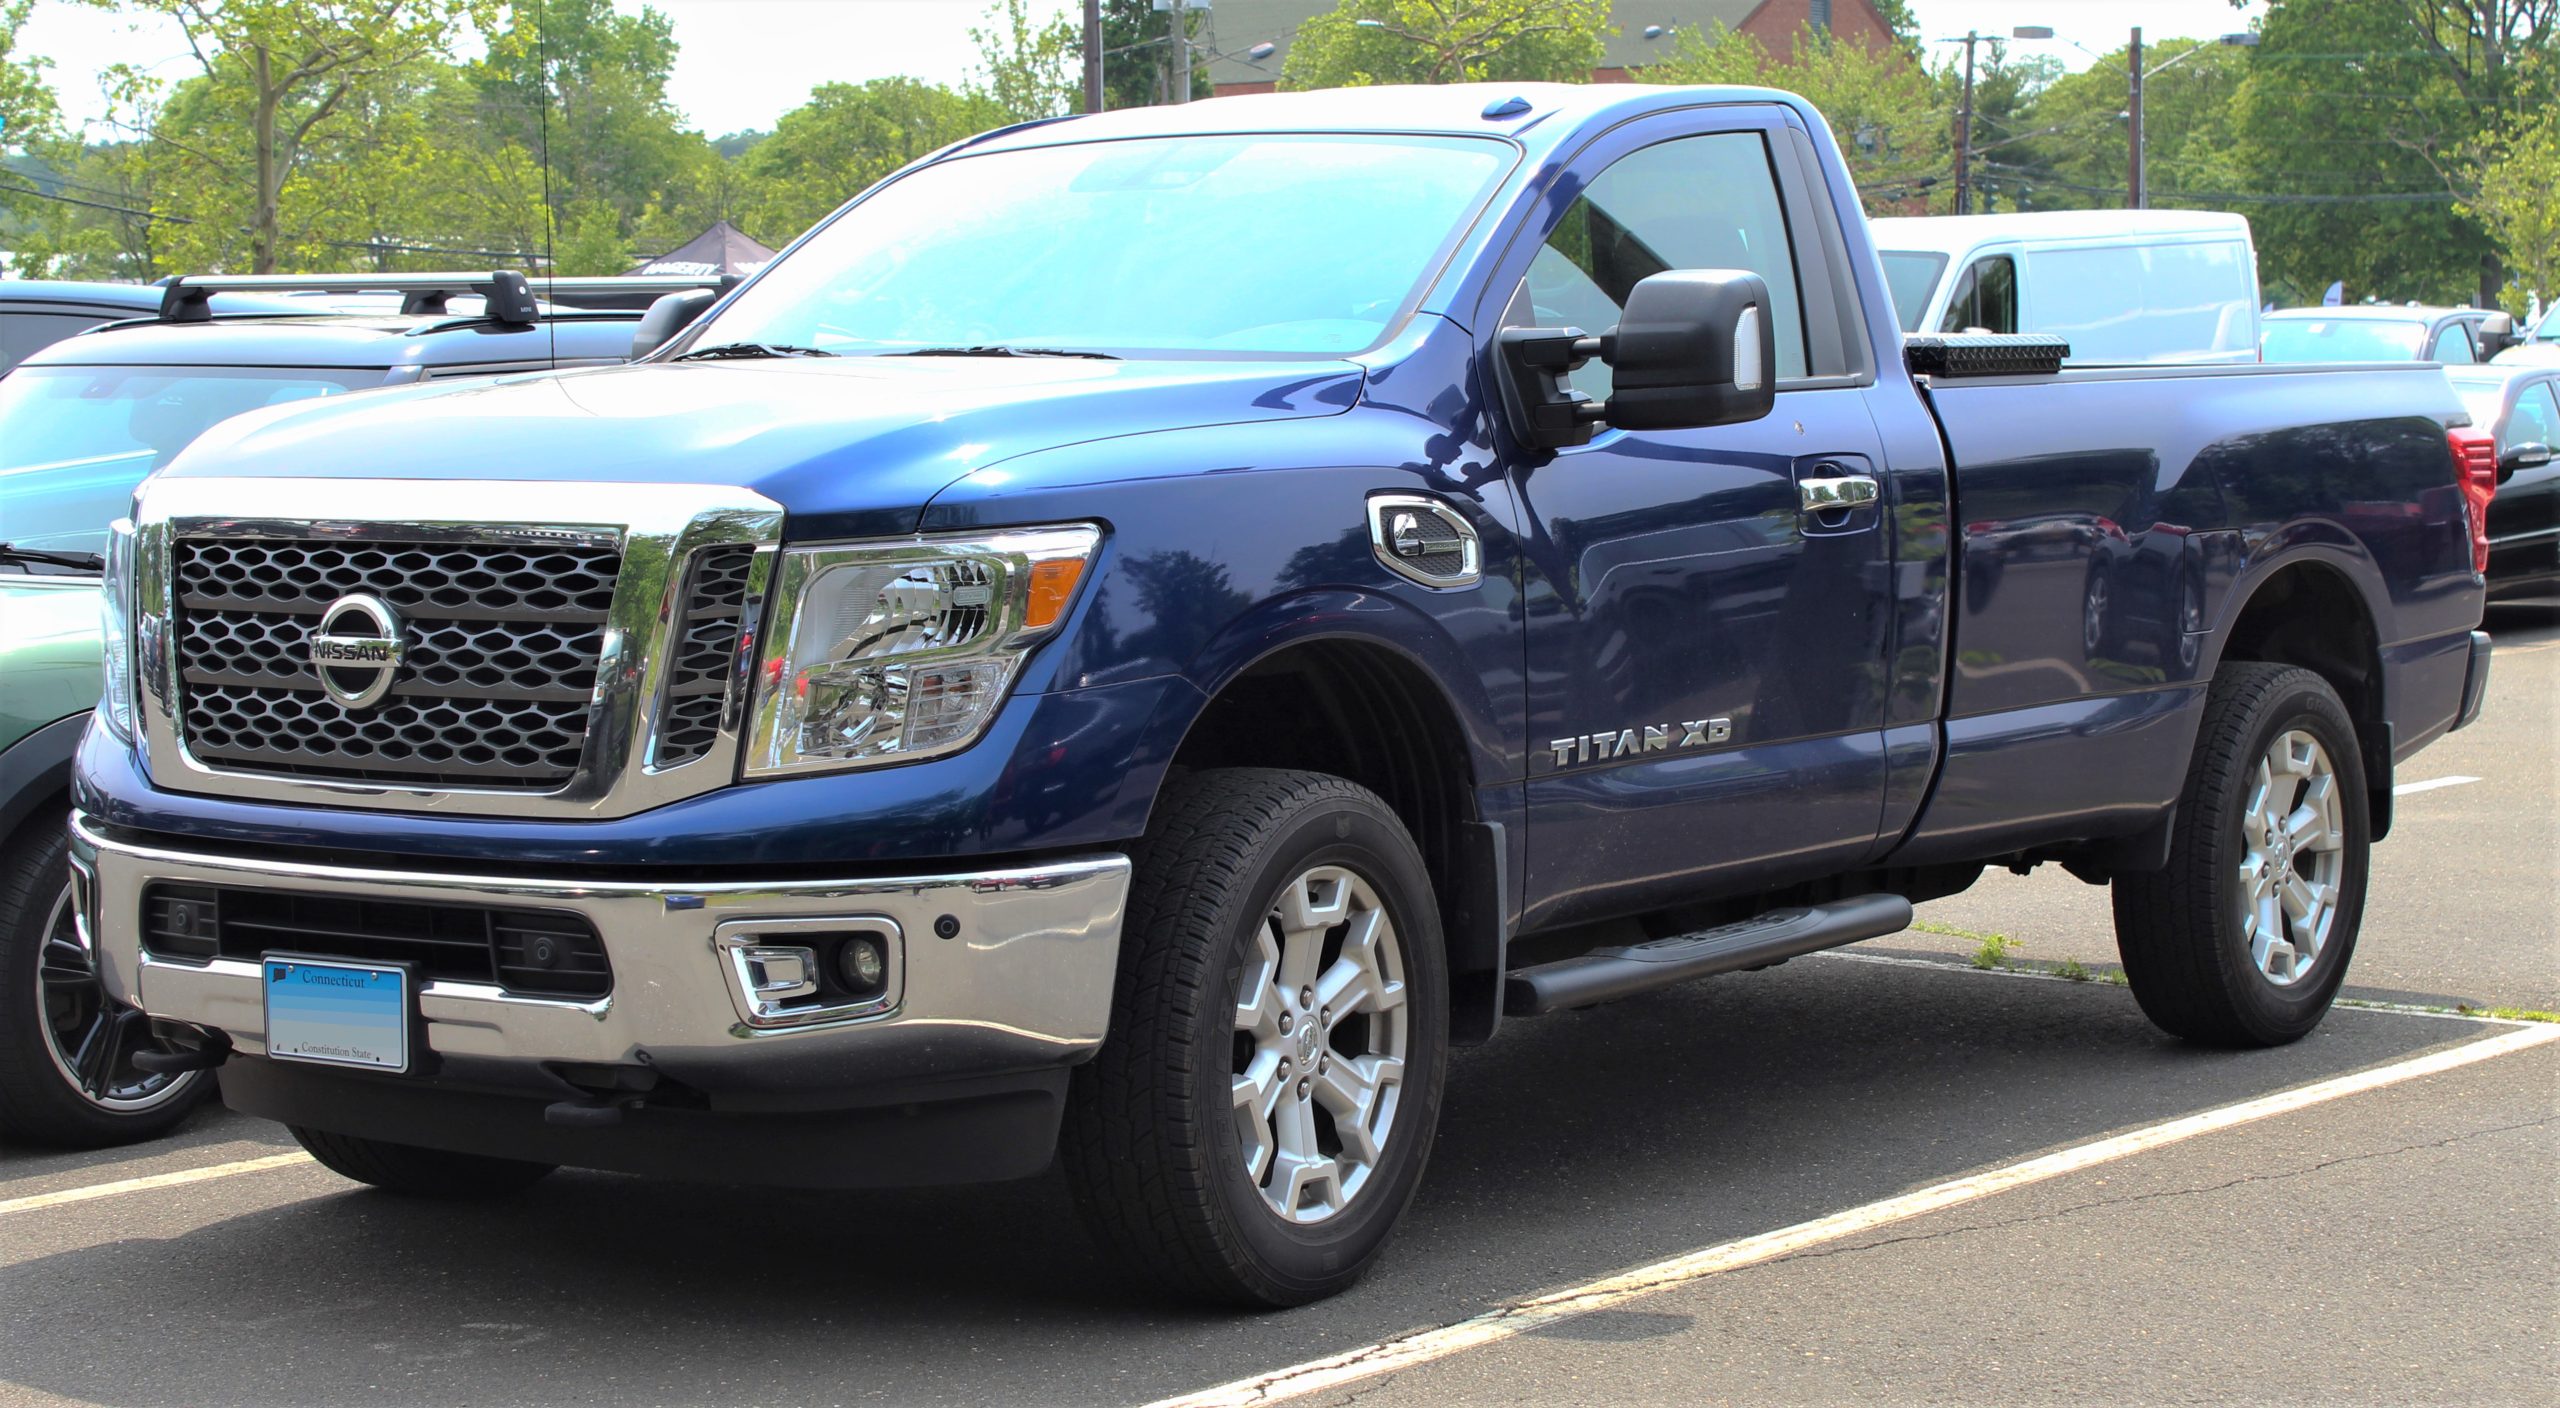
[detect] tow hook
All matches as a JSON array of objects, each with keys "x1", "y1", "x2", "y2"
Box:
[{"x1": 132, "y1": 1026, "x2": 231, "y2": 1075}]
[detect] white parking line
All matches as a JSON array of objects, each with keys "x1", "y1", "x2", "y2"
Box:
[
  {"x1": 0, "y1": 1151, "x2": 314, "y2": 1218},
  {"x1": 2394, "y1": 775, "x2": 2482, "y2": 796},
  {"x1": 1144, "y1": 1023, "x2": 2560, "y2": 1408}
]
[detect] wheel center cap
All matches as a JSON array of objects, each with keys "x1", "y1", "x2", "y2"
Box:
[{"x1": 1295, "y1": 1020, "x2": 1320, "y2": 1063}]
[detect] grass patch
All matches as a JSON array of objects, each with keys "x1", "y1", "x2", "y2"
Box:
[
  {"x1": 2054, "y1": 957, "x2": 2092, "y2": 983},
  {"x1": 2458, "y1": 1004, "x2": 2560, "y2": 1024},
  {"x1": 1969, "y1": 932, "x2": 2015, "y2": 970}
]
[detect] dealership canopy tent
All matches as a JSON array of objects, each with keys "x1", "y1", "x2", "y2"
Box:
[{"x1": 627, "y1": 221, "x2": 777, "y2": 278}]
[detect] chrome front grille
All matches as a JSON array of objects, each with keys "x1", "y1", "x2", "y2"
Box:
[
  {"x1": 653, "y1": 546, "x2": 755, "y2": 769},
  {"x1": 171, "y1": 540, "x2": 620, "y2": 789},
  {"x1": 133, "y1": 478, "x2": 784, "y2": 818}
]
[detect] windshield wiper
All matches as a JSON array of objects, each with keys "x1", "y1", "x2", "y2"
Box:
[
  {"x1": 887, "y1": 345, "x2": 1120, "y2": 360},
  {"x1": 673, "y1": 342, "x2": 839, "y2": 361},
  {"x1": 0, "y1": 542, "x2": 106, "y2": 573}
]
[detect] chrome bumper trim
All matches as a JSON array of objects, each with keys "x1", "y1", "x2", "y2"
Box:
[{"x1": 73, "y1": 814, "x2": 1130, "y2": 1088}]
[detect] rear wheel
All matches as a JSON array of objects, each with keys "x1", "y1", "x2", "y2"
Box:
[
  {"x1": 2113, "y1": 663, "x2": 2369, "y2": 1046},
  {"x1": 291, "y1": 1126, "x2": 556, "y2": 1198},
  {"x1": 0, "y1": 821, "x2": 211, "y2": 1147},
  {"x1": 1061, "y1": 768, "x2": 1448, "y2": 1306}
]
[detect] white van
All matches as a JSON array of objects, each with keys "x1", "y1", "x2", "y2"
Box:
[{"x1": 1871, "y1": 210, "x2": 2261, "y2": 365}]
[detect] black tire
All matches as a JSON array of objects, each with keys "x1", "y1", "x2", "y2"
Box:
[
  {"x1": 1061, "y1": 768, "x2": 1449, "y2": 1307},
  {"x1": 2113, "y1": 663, "x2": 2370, "y2": 1046},
  {"x1": 0, "y1": 817, "x2": 212, "y2": 1148},
  {"x1": 291, "y1": 1125, "x2": 556, "y2": 1198}
]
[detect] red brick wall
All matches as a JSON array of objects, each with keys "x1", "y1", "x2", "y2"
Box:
[{"x1": 1740, "y1": 0, "x2": 1896, "y2": 58}]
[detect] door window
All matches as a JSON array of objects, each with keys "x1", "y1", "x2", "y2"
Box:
[
  {"x1": 2505, "y1": 382, "x2": 2560, "y2": 454},
  {"x1": 1506, "y1": 131, "x2": 1808, "y2": 400},
  {"x1": 1938, "y1": 255, "x2": 2017, "y2": 334},
  {"x1": 2430, "y1": 322, "x2": 2477, "y2": 364},
  {"x1": 0, "y1": 312, "x2": 108, "y2": 372}
]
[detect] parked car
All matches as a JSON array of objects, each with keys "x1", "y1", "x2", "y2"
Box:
[
  {"x1": 2444, "y1": 363, "x2": 2560, "y2": 597},
  {"x1": 72, "y1": 85, "x2": 2486, "y2": 1306},
  {"x1": 0, "y1": 272, "x2": 717, "y2": 1147},
  {"x1": 2261, "y1": 304, "x2": 2519, "y2": 365},
  {"x1": 1871, "y1": 209, "x2": 2260, "y2": 364},
  {"x1": 2492, "y1": 304, "x2": 2560, "y2": 365},
  {"x1": 0, "y1": 279, "x2": 321, "y2": 375}
]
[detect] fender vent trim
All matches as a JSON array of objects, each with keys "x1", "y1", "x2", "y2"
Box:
[{"x1": 1367, "y1": 493, "x2": 1483, "y2": 590}]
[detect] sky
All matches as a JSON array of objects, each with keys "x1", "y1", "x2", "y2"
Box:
[{"x1": 18, "y1": 0, "x2": 2268, "y2": 141}]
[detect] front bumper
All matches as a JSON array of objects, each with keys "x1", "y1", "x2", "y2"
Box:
[{"x1": 71, "y1": 813, "x2": 1130, "y2": 1107}]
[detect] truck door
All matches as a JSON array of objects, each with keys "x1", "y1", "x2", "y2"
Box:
[{"x1": 1494, "y1": 115, "x2": 1896, "y2": 931}]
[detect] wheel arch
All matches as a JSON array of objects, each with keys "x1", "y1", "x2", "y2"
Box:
[
  {"x1": 1150, "y1": 595, "x2": 1511, "y2": 1044},
  {"x1": 2203, "y1": 552, "x2": 2393, "y2": 837}
]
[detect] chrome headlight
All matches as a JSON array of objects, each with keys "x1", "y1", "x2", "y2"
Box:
[
  {"x1": 744, "y1": 526, "x2": 1100, "y2": 777},
  {"x1": 96, "y1": 518, "x2": 138, "y2": 741}
]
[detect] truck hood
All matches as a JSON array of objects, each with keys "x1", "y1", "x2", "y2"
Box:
[{"x1": 164, "y1": 355, "x2": 1367, "y2": 538}]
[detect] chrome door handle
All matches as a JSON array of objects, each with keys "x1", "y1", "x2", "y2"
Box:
[{"x1": 1799, "y1": 475, "x2": 1880, "y2": 513}]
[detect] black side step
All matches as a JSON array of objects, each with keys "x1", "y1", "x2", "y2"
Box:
[{"x1": 1503, "y1": 893, "x2": 1914, "y2": 1016}]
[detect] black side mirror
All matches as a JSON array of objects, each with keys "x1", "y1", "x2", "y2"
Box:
[
  {"x1": 2479, "y1": 312, "x2": 2519, "y2": 358},
  {"x1": 631, "y1": 288, "x2": 720, "y2": 360},
  {"x1": 1496, "y1": 269, "x2": 1778, "y2": 450},
  {"x1": 1606, "y1": 270, "x2": 1777, "y2": 432},
  {"x1": 2501, "y1": 441, "x2": 2552, "y2": 478}
]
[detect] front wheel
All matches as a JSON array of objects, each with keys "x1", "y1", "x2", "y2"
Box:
[
  {"x1": 1061, "y1": 768, "x2": 1448, "y2": 1307},
  {"x1": 2113, "y1": 663, "x2": 2370, "y2": 1046},
  {"x1": 0, "y1": 821, "x2": 212, "y2": 1147}
]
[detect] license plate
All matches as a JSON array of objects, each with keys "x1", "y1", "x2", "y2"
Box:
[{"x1": 263, "y1": 957, "x2": 411, "y2": 1074}]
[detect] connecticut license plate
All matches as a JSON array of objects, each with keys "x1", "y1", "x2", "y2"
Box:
[{"x1": 263, "y1": 957, "x2": 411, "y2": 1073}]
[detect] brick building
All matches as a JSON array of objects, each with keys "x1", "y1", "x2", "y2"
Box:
[{"x1": 1200, "y1": 0, "x2": 1900, "y2": 96}]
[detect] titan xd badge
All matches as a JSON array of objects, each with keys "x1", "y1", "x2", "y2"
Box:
[{"x1": 1547, "y1": 718, "x2": 1732, "y2": 770}]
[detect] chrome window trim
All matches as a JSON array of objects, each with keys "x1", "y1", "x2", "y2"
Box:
[{"x1": 130, "y1": 476, "x2": 783, "y2": 819}]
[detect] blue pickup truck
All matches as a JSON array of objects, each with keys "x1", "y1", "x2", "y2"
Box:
[{"x1": 71, "y1": 85, "x2": 2490, "y2": 1305}]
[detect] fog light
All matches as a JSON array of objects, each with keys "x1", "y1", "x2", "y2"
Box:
[{"x1": 840, "y1": 935, "x2": 887, "y2": 992}]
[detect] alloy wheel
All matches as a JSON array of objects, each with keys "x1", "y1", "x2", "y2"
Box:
[
  {"x1": 2236, "y1": 729, "x2": 2347, "y2": 987},
  {"x1": 1230, "y1": 864, "x2": 1409, "y2": 1224},
  {"x1": 37, "y1": 880, "x2": 199, "y2": 1113}
]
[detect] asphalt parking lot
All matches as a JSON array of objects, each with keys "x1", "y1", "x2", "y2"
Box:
[{"x1": 3, "y1": 605, "x2": 2553, "y2": 1408}]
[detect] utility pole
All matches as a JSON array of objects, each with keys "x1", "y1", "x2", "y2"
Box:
[
  {"x1": 1083, "y1": 0, "x2": 1103, "y2": 113},
  {"x1": 1953, "y1": 31, "x2": 1977, "y2": 215},
  {"x1": 2127, "y1": 26, "x2": 2145, "y2": 209},
  {"x1": 1168, "y1": 0, "x2": 1189, "y2": 104}
]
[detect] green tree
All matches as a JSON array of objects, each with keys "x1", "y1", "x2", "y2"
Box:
[
  {"x1": 2464, "y1": 99, "x2": 2560, "y2": 305},
  {"x1": 2017, "y1": 38, "x2": 2250, "y2": 211},
  {"x1": 740, "y1": 78, "x2": 995, "y2": 246},
  {"x1": 0, "y1": 0, "x2": 53, "y2": 153},
  {"x1": 550, "y1": 198, "x2": 630, "y2": 273},
  {"x1": 89, "y1": 0, "x2": 478, "y2": 273},
  {"x1": 2233, "y1": 0, "x2": 2557, "y2": 305},
  {"x1": 1280, "y1": 0, "x2": 1611, "y2": 89},
  {"x1": 972, "y1": 0, "x2": 1080, "y2": 122},
  {"x1": 1650, "y1": 24, "x2": 1949, "y2": 214},
  {"x1": 0, "y1": 0, "x2": 60, "y2": 262},
  {"x1": 471, "y1": 0, "x2": 700, "y2": 230}
]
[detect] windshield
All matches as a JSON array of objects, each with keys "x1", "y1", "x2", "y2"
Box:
[
  {"x1": 693, "y1": 134, "x2": 1514, "y2": 358},
  {"x1": 1877, "y1": 251, "x2": 1949, "y2": 333},
  {"x1": 2539, "y1": 305, "x2": 2560, "y2": 341},
  {"x1": 2260, "y1": 317, "x2": 2427, "y2": 363},
  {"x1": 0, "y1": 364, "x2": 384, "y2": 565}
]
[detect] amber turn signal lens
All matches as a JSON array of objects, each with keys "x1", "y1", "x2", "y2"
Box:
[{"x1": 1025, "y1": 557, "x2": 1085, "y2": 631}]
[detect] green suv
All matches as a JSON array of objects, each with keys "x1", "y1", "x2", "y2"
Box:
[{"x1": 0, "y1": 272, "x2": 713, "y2": 1145}]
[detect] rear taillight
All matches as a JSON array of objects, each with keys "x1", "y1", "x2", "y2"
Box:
[{"x1": 2448, "y1": 427, "x2": 2499, "y2": 576}]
